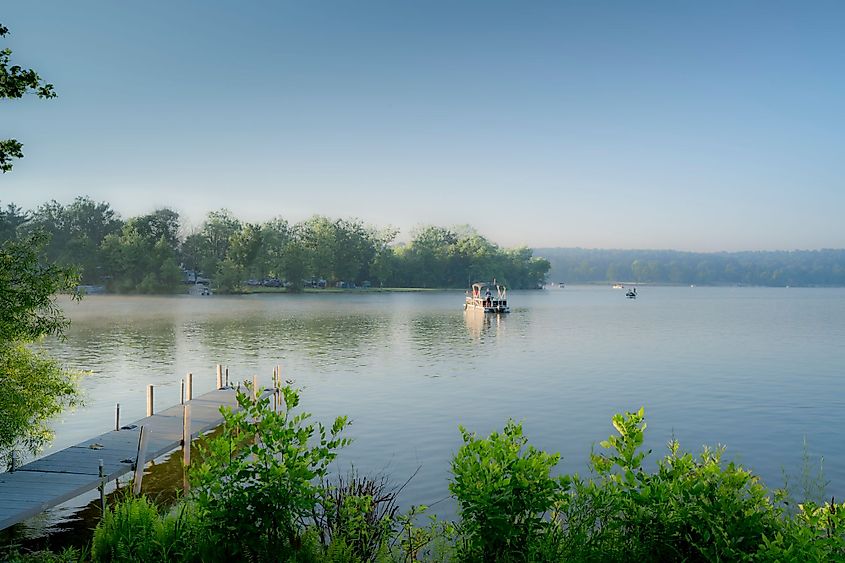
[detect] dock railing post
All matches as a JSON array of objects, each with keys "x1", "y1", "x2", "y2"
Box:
[
  {"x1": 216, "y1": 364, "x2": 222, "y2": 390},
  {"x1": 186, "y1": 372, "x2": 193, "y2": 401},
  {"x1": 133, "y1": 426, "x2": 150, "y2": 495},
  {"x1": 180, "y1": 378, "x2": 185, "y2": 405},
  {"x1": 182, "y1": 404, "x2": 191, "y2": 467},
  {"x1": 146, "y1": 384, "x2": 154, "y2": 417},
  {"x1": 225, "y1": 367, "x2": 229, "y2": 388},
  {"x1": 252, "y1": 375, "x2": 258, "y2": 400},
  {"x1": 115, "y1": 403, "x2": 120, "y2": 431},
  {"x1": 98, "y1": 459, "x2": 106, "y2": 514}
]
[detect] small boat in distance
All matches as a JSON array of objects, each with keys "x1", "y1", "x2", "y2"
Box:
[
  {"x1": 612, "y1": 283, "x2": 625, "y2": 289},
  {"x1": 465, "y1": 281, "x2": 510, "y2": 313},
  {"x1": 189, "y1": 283, "x2": 213, "y2": 296}
]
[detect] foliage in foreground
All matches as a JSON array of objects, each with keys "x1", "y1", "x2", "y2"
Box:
[
  {"x1": 188, "y1": 384, "x2": 351, "y2": 560},
  {"x1": 0, "y1": 234, "x2": 81, "y2": 468},
  {"x1": 86, "y1": 389, "x2": 845, "y2": 562},
  {"x1": 1, "y1": 22, "x2": 56, "y2": 173}
]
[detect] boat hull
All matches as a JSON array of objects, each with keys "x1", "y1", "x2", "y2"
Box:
[{"x1": 465, "y1": 300, "x2": 510, "y2": 313}]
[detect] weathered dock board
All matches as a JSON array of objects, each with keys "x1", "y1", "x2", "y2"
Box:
[{"x1": 0, "y1": 387, "x2": 245, "y2": 531}]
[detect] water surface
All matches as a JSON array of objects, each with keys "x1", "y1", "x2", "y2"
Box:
[{"x1": 23, "y1": 286, "x2": 845, "y2": 527}]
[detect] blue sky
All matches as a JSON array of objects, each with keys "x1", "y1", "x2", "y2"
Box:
[{"x1": 2, "y1": 1, "x2": 843, "y2": 251}]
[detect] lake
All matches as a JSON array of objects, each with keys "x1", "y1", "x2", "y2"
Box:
[{"x1": 17, "y1": 286, "x2": 845, "y2": 532}]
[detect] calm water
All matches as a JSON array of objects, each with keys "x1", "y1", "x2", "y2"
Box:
[{"x1": 19, "y1": 286, "x2": 845, "y2": 530}]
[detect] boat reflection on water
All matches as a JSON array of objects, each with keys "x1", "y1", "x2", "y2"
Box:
[{"x1": 463, "y1": 306, "x2": 507, "y2": 340}]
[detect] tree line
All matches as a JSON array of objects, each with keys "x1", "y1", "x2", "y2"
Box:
[
  {"x1": 539, "y1": 247, "x2": 845, "y2": 287},
  {"x1": 0, "y1": 197, "x2": 551, "y2": 293}
]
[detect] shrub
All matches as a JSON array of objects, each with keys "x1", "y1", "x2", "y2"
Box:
[
  {"x1": 450, "y1": 420, "x2": 567, "y2": 562},
  {"x1": 90, "y1": 494, "x2": 201, "y2": 562},
  {"x1": 1, "y1": 547, "x2": 85, "y2": 563},
  {"x1": 558, "y1": 408, "x2": 788, "y2": 561},
  {"x1": 189, "y1": 384, "x2": 350, "y2": 561},
  {"x1": 314, "y1": 471, "x2": 400, "y2": 561}
]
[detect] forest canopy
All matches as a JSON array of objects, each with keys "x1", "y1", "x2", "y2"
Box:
[{"x1": 0, "y1": 198, "x2": 551, "y2": 293}]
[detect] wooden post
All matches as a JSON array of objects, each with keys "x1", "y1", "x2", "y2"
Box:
[
  {"x1": 186, "y1": 372, "x2": 193, "y2": 401},
  {"x1": 98, "y1": 459, "x2": 106, "y2": 514},
  {"x1": 252, "y1": 375, "x2": 258, "y2": 400},
  {"x1": 115, "y1": 403, "x2": 120, "y2": 431},
  {"x1": 180, "y1": 378, "x2": 185, "y2": 404},
  {"x1": 225, "y1": 367, "x2": 229, "y2": 388},
  {"x1": 133, "y1": 426, "x2": 150, "y2": 495},
  {"x1": 216, "y1": 364, "x2": 222, "y2": 390},
  {"x1": 182, "y1": 404, "x2": 191, "y2": 467},
  {"x1": 146, "y1": 385, "x2": 154, "y2": 417}
]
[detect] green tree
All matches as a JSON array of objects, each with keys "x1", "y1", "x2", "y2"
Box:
[
  {"x1": 181, "y1": 209, "x2": 241, "y2": 276},
  {"x1": 253, "y1": 218, "x2": 290, "y2": 280},
  {"x1": 0, "y1": 202, "x2": 29, "y2": 242},
  {"x1": 26, "y1": 197, "x2": 122, "y2": 284},
  {"x1": 132, "y1": 208, "x2": 181, "y2": 249},
  {"x1": 0, "y1": 23, "x2": 56, "y2": 172},
  {"x1": 0, "y1": 234, "x2": 81, "y2": 467},
  {"x1": 228, "y1": 223, "x2": 262, "y2": 277},
  {"x1": 280, "y1": 225, "x2": 310, "y2": 291},
  {"x1": 100, "y1": 223, "x2": 182, "y2": 293}
]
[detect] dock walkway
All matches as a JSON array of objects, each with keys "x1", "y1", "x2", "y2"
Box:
[{"x1": 0, "y1": 387, "x2": 242, "y2": 531}]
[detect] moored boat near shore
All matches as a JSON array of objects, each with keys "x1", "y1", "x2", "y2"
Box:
[{"x1": 465, "y1": 281, "x2": 510, "y2": 313}]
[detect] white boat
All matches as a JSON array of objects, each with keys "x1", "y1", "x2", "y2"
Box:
[{"x1": 465, "y1": 281, "x2": 510, "y2": 313}]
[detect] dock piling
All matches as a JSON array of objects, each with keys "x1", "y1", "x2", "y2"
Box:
[
  {"x1": 180, "y1": 378, "x2": 185, "y2": 404},
  {"x1": 146, "y1": 385, "x2": 155, "y2": 417},
  {"x1": 182, "y1": 404, "x2": 191, "y2": 467},
  {"x1": 114, "y1": 403, "x2": 120, "y2": 431},
  {"x1": 133, "y1": 426, "x2": 150, "y2": 495},
  {"x1": 186, "y1": 372, "x2": 193, "y2": 401},
  {"x1": 216, "y1": 364, "x2": 222, "y2": 390},
  {"x1": 98, "y1": 459, "x2": 106, "y2": 514}
]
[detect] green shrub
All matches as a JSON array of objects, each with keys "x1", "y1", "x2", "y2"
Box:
[
  {"x1": 450, "y1": 420, "x2": 567, "y2": 562},
  {"x1": 189, "y1": 384, "x2": 350, "y2": 561},
  {"x1": 1, "y1": 547, "x2": 85, "y2": 563},
  {"x1": 557, "y1": 408, "x2": 797, "y2": 561},
  {"x1": 757, "y1": 499, "x2": 845, "y2": 561},
  {"x1": 393, "y1": 505, "x2": 456, "y2": 563},
  {"x1": 77, "y1": 402, "x2": 845, "y2": 562},
  {"x1": 315, "y1": 471, "x2": 399, "y2": 561}
]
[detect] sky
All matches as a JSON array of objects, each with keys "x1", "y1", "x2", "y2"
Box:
[{"x1": 2, "y1": 1, "x2": 844, "y2": 252}]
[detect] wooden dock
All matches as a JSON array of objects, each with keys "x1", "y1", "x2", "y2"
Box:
[{"x1": 0, "y1": 384, "x2": 245, "y2": 531}]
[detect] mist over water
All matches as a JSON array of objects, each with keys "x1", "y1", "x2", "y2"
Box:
[{"x1": 31, "y1": 287, "x2": 845, "y2": 523}]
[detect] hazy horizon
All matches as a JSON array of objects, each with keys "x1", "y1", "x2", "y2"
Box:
[{"x1": 3, "y1": 1, "x2": 844, "y2": 252}]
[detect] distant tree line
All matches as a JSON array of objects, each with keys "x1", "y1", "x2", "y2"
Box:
[
  {"x1": 538, "y1": 247, "x2": 845, "y2": 287},
  {"x1": 0, "y1": 197, "x2": 550, "y2": 293}
]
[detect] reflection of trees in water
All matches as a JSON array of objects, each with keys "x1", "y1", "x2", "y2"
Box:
[
  {"x1": 195, "y1": 313, "x2": 393, "y2": 367},
  {"x1": 409, "y1": 314, "x2": 474, "y2": 355},
  {"x1": 38, "y1": 320, "x2": 178, "y2": 375}
]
